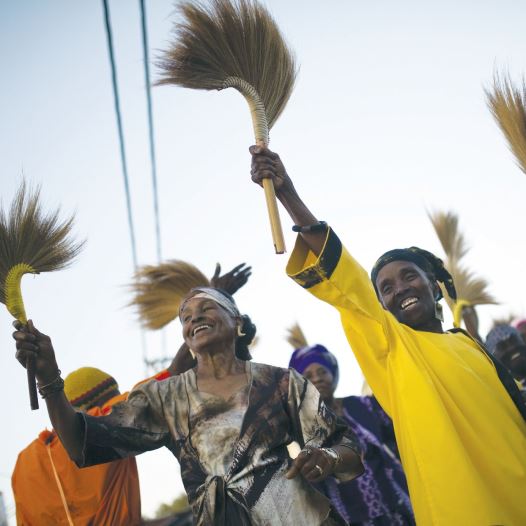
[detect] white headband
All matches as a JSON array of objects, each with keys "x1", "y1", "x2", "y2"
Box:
[{"x1": 179, "y1": 287, "x2": 240, "y2": 320}]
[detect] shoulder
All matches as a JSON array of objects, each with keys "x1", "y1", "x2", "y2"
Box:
[
  {"x1": 250, "y1": 361, "x2": 290, "y2": 379},
  {"x1": 129, "y1": 371, "x2": 191, "y2": 401},
  {"x1": 249, "y1": 362, "x2": 292, "y2": 398}
]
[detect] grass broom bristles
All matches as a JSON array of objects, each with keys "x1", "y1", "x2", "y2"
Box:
[
  {"x1": 0, "y1": 181, "x2": 84, "y2": 410},
  {"x1": 157, "y1": 0, "x2": 297, "y2": 254},
  {"x1": 157, "y1": 0, "x2": 297, "y2": 136},
  {"x1": 0, "y1": 181, "x2": 84, "y2": 322},
  {"x1": 286, "y1": 322, "x2": 308, "y2": 350},
  {"x1": 428, "y1": 210, "x2": 497, "y2": 310},
  {"x1": 486, "y1": 71, "x2": 526, "y2": 175},
  {"x1": 129, "y1": 260, "x2": 210, "y2": 330}
]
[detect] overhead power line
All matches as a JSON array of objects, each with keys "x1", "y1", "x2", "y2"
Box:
[
  {"x1": 101, "y1": 0, "x2": 139, "y2": 269},
  {"x1": 139, "y1": 0, "x2": 162, "y2": 263},
  {"x1": 102, "y1": 0, "x2": 149, "y2": 370}
]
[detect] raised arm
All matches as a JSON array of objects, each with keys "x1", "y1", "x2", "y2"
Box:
[
  {"x1": 13, "y1": 320, "x2": 84, "y2": 463},
  {"x1": 250, "y1": 145, "x2": 326, "y2": 256}
]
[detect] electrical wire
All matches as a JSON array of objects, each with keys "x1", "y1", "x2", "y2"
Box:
[
  {"x1": 101, "y1": 0, "x2": 139, "y2": 269},
  {"x1": 139, "y1": 0, "x2": 162, "y2": 263},
  {"x1": 102, "y1": 0, "x2": 148, "y2": 369}
]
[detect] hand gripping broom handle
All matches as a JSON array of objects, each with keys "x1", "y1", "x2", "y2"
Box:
[
  {"x1": 223, "y1": 77, "x2": 286, "y2": 254},
  {"x1": 6, "y1": 264, "x2": 39, "y2": 410}
]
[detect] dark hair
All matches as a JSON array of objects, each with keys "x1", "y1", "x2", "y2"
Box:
[{"x1": 236, "y1": 314, "x2": 256, "y2": 360}]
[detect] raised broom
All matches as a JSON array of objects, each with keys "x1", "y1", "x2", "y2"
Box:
[
  {"x1": 486, "y1": 72, "x2": 526, "y2": 175},
  {"x1": 428, "y1": 210, "x2": 497, "y2": 327},
  {"x1": 156, "y1": 0, "x2": 297, "y2": 254},
  {"x1": 0, "y1": 182, "x2": 84, "y2": 409}
]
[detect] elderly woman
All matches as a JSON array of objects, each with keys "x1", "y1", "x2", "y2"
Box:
[
  {"x1": 250, "y1": 146, "x2": 526, "y2": 526},
  {"x1": 290, "y1": 344, "x2": 414, "y2": 526},
  {"x1": 13, "y1": 287, "x2": 364, "y2": 525}
]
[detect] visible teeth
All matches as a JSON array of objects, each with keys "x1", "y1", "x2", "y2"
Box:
[
  {"x1": 193, "y1": 324, "x2": 211, "y2": 336},
  {"x1": 401, "y1": 297, "x2": 418, "y2": 309},
  {"x1": 511, "y1": 352, "x2": 521, "y2": 360}
]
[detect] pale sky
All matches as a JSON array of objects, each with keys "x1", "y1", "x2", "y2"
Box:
[{"x1": 1, "y1": 0, "x2": 526, "y2": 522}]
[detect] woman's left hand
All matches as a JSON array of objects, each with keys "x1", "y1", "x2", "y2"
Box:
[{"x1": 285, "y1": 447, "x2": 335, "y2": 482}]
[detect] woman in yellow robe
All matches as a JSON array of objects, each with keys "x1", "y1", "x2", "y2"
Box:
[{"x1": 250, "y1": 146, "x2": 526, "y2": 526}]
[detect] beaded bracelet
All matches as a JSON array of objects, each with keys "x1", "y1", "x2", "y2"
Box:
[
  {"x1": 292, "y1": 221, "x2": 328, "y2": 233},
  {"x1": 37, "y1": 370, "x2": 65, "y2": 399}
]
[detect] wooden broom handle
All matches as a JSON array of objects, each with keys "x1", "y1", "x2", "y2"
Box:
[
  {"x1": 257, "y1": 140, "x2": 286, "y2": 254},
  {"x1": 27, "y1": 354, "x2": 39, "y2": 410}
]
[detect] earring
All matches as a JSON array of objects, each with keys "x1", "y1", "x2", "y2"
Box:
[{"x1": 237, "y1": 325, "x2": 246, "y2": 337}]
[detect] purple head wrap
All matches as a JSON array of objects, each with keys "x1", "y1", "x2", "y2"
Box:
[
  {"x1": 288, "y1": 344, "x2": 339, "y2": 387},
  {"x1": 485, "y1": 324, "x2": 522, "y2": 354}
]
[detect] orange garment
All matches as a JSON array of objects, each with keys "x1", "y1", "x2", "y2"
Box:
[{"x1": 11, "y1": 370, "x2": 171, "y2": 526}]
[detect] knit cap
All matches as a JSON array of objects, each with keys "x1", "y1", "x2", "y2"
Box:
[{"x1": 64, "y1": 367, "x2": 120, "y2": 411}]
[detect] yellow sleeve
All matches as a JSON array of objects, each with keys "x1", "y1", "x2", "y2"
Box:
[{"x1": 286, "y1": 228, "x2": 393, "y2": 407}]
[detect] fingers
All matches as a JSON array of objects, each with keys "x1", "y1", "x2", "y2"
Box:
[
  {"x1": 212, "y1": 263, "x2": 221, "y2": 281},
  {"x1": 13, "y1": 328, "x2": 36, "y2": 345},
  {"x1": 229, "y1": 262, "x2": 247, "y2": 274},
  {"x1": 250, "y1": 146, "x2": 281, "y2": 185},
  {"x1": 285, "y1": 448, "x2": 313, "y2": 479},
  {"x1": 285, "y1": 448, "x2": 332, "y2": 482},
  {"x1": 13, "y1": 319, "x2": 25, "y2": 331},
  {"x1": 15, "y1": 348, "x2": 37, "y2": 369}
]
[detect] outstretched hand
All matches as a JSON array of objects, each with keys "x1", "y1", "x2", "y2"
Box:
[
  {"x1": 285, "y1": 447, "x2": 335, "y2": 483},
  {"x1": 13, "y1": 320, "x2": 60, "y2": 384},
  {"x1": 211, "y1": 262, "x2": 252, "y2": 295}
]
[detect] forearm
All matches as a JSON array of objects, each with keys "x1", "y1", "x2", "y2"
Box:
[
  {"x1": 45, "y1": 390, "x2": 85, "y2": 463},
  {"x1": 333, "y1": 444, "x2": 364, "y2": 478},
  {"x1": 278, "y1": 187, "x2": 326, "y2": 257}
]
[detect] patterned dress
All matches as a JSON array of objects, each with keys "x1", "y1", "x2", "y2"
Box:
[
  {"x1": 320, "y1": 396, "x2": 414, "y2": 526},
  {"x1": 77, "y1": 362, "x2": 363, "y2": 525}
]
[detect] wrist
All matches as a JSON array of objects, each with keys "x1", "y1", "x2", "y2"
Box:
[
  {"x1": 320, "y1": 447, "x2": 341, "y2": 472},
  {"x1": 37, "y1": 370, "x2": 64, "y2": 399},
  {"x1": 36, "y1": 366, "x2": 61, "y2": 386}
]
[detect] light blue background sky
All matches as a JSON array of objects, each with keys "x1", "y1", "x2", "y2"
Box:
[{"x1": 1, "y1": 0, "x2": 525, "y2": 521}]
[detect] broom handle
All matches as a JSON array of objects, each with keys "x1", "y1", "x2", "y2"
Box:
[
  {"x1": 27, "y1": 354, "x2": 39, "y2": 410},
  {"x1": 258, "y1": 139, "x2": 286, "y2": 254}
]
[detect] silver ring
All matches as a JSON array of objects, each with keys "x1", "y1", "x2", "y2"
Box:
[
  {"x1": 303, "y1": 448, "x2": 313, "y2": 456},
  {"x1": 314, "y1": 464, "x2": 323, "y2": 476}
]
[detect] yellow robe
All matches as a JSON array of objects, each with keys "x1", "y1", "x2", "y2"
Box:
[{"x1": 287, "y1": 229, "x2": 526, "y2": 526}]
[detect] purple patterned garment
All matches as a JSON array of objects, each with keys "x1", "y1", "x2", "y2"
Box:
[{"x1": 318, "y1": 396, "x2": 415, "y2": 526}]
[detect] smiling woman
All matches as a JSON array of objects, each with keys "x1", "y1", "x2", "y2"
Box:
[
  {"x1": 250, "y1": 145, "x2": 526, "y2": 526},
  {"x1": 12, "y1": 287, "x2": 364, "y2": 526}
]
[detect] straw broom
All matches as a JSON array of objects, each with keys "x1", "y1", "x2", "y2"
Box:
[
  {"x1": 285, "y1": 322, "x2": 308, "y2": 350},
  {"x1": 129, "y1": 260, "x2": 210, "y2": 330},
  {"x1": 486, "y1": 72, "x2": 526, "y2": 175},
  {"x1": 0, "y1": 182, "x2": 84, "y2": 409},
  {"x1": 428, "y1": 210, "x2": 497, "y2": 326},
  {"x1": 157, "y1": 0, "x2": 297, "y2": 254}
]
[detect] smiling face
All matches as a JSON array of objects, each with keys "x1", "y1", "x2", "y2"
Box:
[
  {"x1": 303, "y1": 362, "x2": 335, "y2": 401},
  {"x1": 180, "y1": 296, "x2": 238, "y2": 355},
  {"x1": 494, "y1": 334, "x2": 526, "y2": 379},
  {"x1": 375, "y1": 260, "x2": 441, "y2": 332}
]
